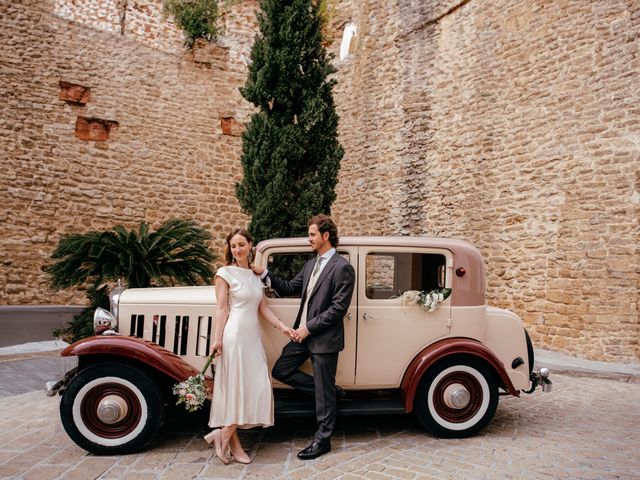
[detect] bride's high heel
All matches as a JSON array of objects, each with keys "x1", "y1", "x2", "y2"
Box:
[
  {"x1": 203, "y1": 430, "x2": 216, "y2": 444},
  {"x1": 204, "y1": 429, "x2": 229, "y2": 464},
  {"x1": 230, "y1": 434, "x2": 252, "y2": 464}
]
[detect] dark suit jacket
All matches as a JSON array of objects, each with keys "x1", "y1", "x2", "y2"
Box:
[{"x1": 266, "y1": 252, "x2": 355, "y2": 354}]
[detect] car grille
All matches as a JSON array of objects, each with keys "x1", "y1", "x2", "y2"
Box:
[{"x1": 128, "y1": 314, "x2": 213, "y2": 357}]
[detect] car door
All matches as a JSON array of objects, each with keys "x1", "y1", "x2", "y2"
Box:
[
  {"x1": 355, "y1": 246, "x2": 453, "y2": 387},
  {"x1": 261, "y1": 245, "x2": 357, "y2": 386}
]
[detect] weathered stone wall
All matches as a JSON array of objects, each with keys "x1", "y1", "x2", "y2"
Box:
[
  {"x1": 328, "y1": 0, "x2": 639, "y2": 362},
  {"x1": 0, "y1": 0, "x2": 258, "y2": 305},
  {"x1": 1, "y1": 0, "x2": 638, "y2": 362}
]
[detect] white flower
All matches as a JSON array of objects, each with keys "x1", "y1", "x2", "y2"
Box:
[
  {"x1": 404, "y1": 288, "x2": 452, "y2": 314},
  {"x1": 401, "y1": 290, "x2": 421, "y2": 305}
]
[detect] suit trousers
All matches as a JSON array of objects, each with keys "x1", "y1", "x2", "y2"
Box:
[{"x1": 272, "y1": 341, "x2": 339, "y2": 445}]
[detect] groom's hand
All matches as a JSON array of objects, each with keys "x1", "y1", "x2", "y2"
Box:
[{"x1": 292, "y1": 327, "x2": 309, "y2": 343}]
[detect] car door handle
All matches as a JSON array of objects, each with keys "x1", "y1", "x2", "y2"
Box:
[
  {"x1": 363, "y1": 313, "x2": 376, "y2": 321},
  {"x1": 345, "y1": 312, "x2": 352, "y2": 321}
]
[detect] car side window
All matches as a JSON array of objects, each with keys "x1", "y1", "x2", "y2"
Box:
[
  {"x1": 266, "y1": 251, "x2": 350, "y2": 298},
  {"x1": 365, "y1": 252, "x2": 446, "y2": 300}
]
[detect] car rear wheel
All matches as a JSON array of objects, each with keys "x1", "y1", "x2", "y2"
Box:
[
  {"x1": 60, "y1": 363, "x2": 164, "y2": 455},
  {"x1": 414, "y1": 357, "x2": 498, "y2": 438}
]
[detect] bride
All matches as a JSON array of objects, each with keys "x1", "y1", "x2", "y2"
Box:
[{"x1": 204, "y1": 228, "x2": 293, "y2": 464}]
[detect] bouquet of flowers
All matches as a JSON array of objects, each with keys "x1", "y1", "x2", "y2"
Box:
[
  {"x1": 402, "y1": 288, "x2": 452, "y2": 312},
  {"x1": 172, "y1": 354, "x2": 214, "y2": 412}
]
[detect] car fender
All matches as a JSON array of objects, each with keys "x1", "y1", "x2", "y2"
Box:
[
  {"x1": 61, "y1": 335, "x2": 200, "y2": 382},
  {"x1": 401, "y1": 337, "x2": 519, "y2": 413}
]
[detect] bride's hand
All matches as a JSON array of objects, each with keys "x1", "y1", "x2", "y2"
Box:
[
  {"x1": 251, "y1": 265, "x2": 265, "y2": 276},
  {"x1": 277, "y1": 321, "x2": 293, "y2": 337},
  {"x1": 211, "y1": 340, "x2": 222, "y2": 358}
]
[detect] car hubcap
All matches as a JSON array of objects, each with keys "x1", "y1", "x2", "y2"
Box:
[
  {"x1": 443, "y1": 383, "x2": 471, "y2": 409},
  {"x1": 81, "y1": 382, "x2": 142, "y2": 438},
  {"x1": 97, "y1": 395, "x2": 129, "y2": 424},
  {"x1": 432, "y1": 371, "x2": 483, "y2": 423}
]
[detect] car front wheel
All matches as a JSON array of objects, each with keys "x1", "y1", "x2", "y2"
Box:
[
  {"x1": 414, "y1": 357, "x2": 498, "y2": 438},
  {"x1": 60, "y1": 363, "x2": 164, "y2": 455}
]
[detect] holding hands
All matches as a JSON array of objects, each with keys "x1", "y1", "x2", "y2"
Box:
[
  {"x1": 276, "y1": 320, "x2": 295, "y2": 339},
  {"x1": 273, "y1": 319, "x2": 307, "y2": 343},
  {"x1": 290, "y1": 327, "x2": 309, "y2": 343}
]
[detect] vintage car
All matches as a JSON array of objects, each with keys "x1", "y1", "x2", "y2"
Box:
[{"x1": 49, "y1": 236, "x2": 551, "y2": 455}]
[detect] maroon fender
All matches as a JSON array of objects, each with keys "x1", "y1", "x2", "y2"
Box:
[
  {"x1": 401, "y1": 337, "x2": 519, "y2": 413},
  {"x1": 61, "y1": 335, "x2": 200, "y2": 382}
]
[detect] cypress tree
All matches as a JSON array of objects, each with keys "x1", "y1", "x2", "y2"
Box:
[{"x1": 237, "y1": 0, "x2": 344, "y2": 243}]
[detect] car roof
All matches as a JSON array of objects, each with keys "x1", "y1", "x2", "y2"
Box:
[{"x1": 256, "y1": 236, "x2": 481, "y2": 255}]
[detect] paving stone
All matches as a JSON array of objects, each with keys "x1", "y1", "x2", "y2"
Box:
[
  {"x1": 159, "y1": 462, "x2": 204, "y2": 480},
  {"x1": 120, "y1": 472, "x2": 159, "y2": 480},
  {"x1": 251, "y1": 442, "x2": 289, "y2": 465},
  {"x1": 199, "y1": 461, "x2": 244, "y2": 478},
  {"x1": 62, "y1": 458, "x2": 117, "y2": 480},
  {"x1": 22, "y1": 464, "x2": 67, "y2": 480},
  {"x1": 97, "y1": 465, "x2": 129, "y2": 480},
  {"x1": 134, "y1": 452, "x2": 179, "y2": 471},
  {"x1": 0, "y1": 374, "x2": 638, "y2": 479},
  {"x1": 174, "y1": 450, "x2": 214, "y2": 464}
]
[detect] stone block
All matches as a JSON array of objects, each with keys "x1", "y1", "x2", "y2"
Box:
[
  {"x1": 74, "y1": 116, "x2": 119, "y2": 142},
  {"x1": 58, "y1": 81, "x2": 91, "y2": 105},
  {"x1": 193, "y1": 40, "x2": 230, "y2": 66},
  {"x1": 220, "y1": 116, "x2": 244, "y2": 137}
]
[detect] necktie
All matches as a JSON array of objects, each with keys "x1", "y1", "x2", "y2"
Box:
[{"x1": 300, "y1": 257, "x2": 323, "y2": 329}]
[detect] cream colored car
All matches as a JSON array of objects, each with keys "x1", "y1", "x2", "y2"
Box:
[{"x1": 53, "y1": 236, "x2": 551, "y2": 455}]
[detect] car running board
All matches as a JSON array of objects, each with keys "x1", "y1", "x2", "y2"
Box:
[{"x1": 274, "y1": 396, "x2": 406, "y2": 417}]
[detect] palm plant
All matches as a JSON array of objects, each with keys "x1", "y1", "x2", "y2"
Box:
[{"x1": 47, "y1": 219, "x2": 216, "y2": 342}]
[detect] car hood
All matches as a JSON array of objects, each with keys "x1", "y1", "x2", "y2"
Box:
[{"x1": 119, "y1": 286, "x2": 217, "y2": 306}]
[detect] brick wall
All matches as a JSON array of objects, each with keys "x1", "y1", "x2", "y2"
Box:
[
  {"x1": 327, "y1": 0, "x2": 639, "y2": 362},
  {"x1": 0, "y1": 0, "x2": 258, "y2": 305},
  {"x1": 1, "y1": 0, "x2": 638, "y2": 362}
]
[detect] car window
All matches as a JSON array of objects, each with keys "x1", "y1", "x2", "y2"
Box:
[
  {"x1": 266, "y1": 251, "x2": 350, "y2": 298},
  {"x1": 365, "y1": 252, "x2": 446, "y2": 300}
]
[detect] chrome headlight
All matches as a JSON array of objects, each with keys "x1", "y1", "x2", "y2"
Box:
[{"x1": 93, "y1": 307, "x2": 117, "y2": 335}]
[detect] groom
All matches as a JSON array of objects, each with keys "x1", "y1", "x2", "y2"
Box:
[{"x1": 254, "y1": 214, "x2": 355, "y2": 459}]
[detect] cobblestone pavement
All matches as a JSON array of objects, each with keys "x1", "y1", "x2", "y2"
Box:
[{"x1": 0, "y1": 354, "x2": 639, "y2": 479}]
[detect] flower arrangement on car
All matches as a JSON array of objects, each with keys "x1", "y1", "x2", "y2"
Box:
[{"x1": 401, "y1": 288, "x2": 452, "y2": 312}]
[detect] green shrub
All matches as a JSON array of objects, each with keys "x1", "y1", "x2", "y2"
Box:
[
  {"x1": 47, "y1": 219, "x2": 216, "y2": 342},
  {"x1": 163, "y1": 0, "x2": 220, "y2": 48}
]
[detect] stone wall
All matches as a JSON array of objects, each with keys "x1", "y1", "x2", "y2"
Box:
[
  {"x1": 0, "y1": 0, "x2": 258, "y2": 305},
  {"x1": 0, "y1": 0, "x2": 638, "y2": 362},
  {"x1": 328, "y1": 0, "x2": 639, "y2": 362}
]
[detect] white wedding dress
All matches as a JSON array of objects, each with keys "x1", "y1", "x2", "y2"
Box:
[{"x1": 208, "y1": 266, "x2": 274, "y2": 429}]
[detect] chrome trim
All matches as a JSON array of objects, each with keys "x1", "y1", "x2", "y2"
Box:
[
  {"x1": 93, "y1": 308, "x2": 117, "y2": 335},
  {"x1": 109, "y1": 280, "x2": 126, "y2": 323},
  {"x1": 525, "y1": 367, "x2": 553, "y2": 394},
  {"x1": 44, "y1": 380, "x2": 62, "y2": 396},
  {"x1": 443, "y1": 383, "x2": 471, "y2": 409},
  {"x1": 97, "y1": 395, "x2": 129, "y2": 424}
]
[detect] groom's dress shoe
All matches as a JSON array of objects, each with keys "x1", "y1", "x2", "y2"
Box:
[{"x1": 297, "y1": 441, "x2": 331, "y2": 460}]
